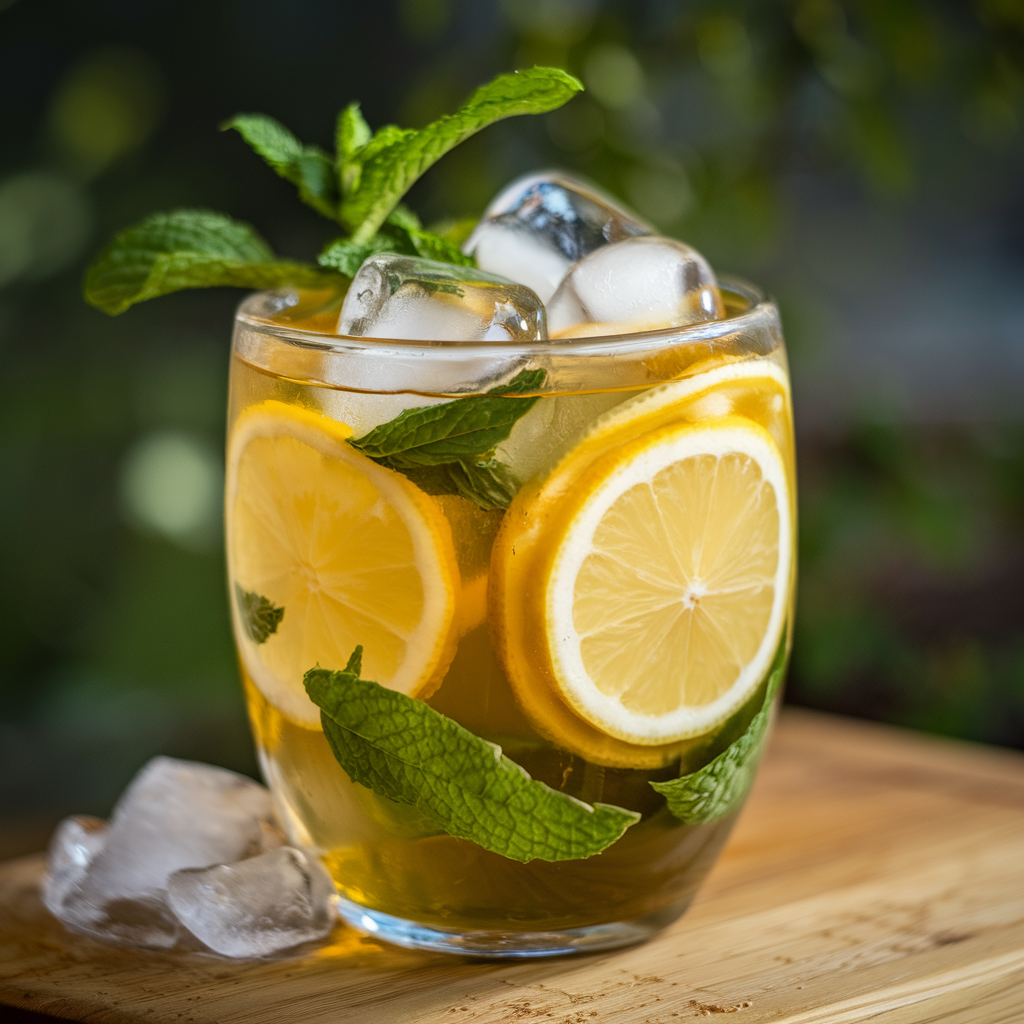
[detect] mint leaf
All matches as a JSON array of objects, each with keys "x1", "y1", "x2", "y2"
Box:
[
  {"x1": 383, "y1": 205, "x2": 474, "y2": 264},
  {"x1": 400, "y1": 458, "x2": 519, "y2": 511},
  {"x1": 304, "y1": 650, "x2": 639, "y2": 862},
  {"x1": 437, "y1": 458, "x2": 520, "y2": 510},
  {"x1": 349, "y1": 369, "x2": 544, "y2": 509},
  {"x1": 341, "y1": 67, "x2": 583, "y2": 241},
  {"x1": 350, "y1": 368, "x2": 545, "y2": 466},
  {"x1": 318, "y1": 204, "x2": 472, "y2": 277},
  {"x1": 336, "y1": 102, "x2": 372, "y2": 195},
  {"x1": 650, "y1": 636, "x2": 788, "y2": 824},
  {"x1": 83, "y1": 210, "x2": 339, "y2": 315},
  {"x1": 318, "y1": 235, "x2": 395, "y2": 277},
  {"x1": 223, "y1": 114, "x2": 339, "y2": 221},
  {"x1": 404, "y1": 225, "x2": 474, "y2": 266},
  {"x1": 235, "y1": 584, "x2": 285, "y2": 644}
]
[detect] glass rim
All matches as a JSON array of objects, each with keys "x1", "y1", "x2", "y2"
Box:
[{"x1": 235, "y1": 275, "x2": 774, "y2": 360}]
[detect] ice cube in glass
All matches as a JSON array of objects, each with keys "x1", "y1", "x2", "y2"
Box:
[
  {"x1": 338, "y1": 253, "x2": 546, "y2": 342},
  {"x1": 547, "y1": 236, "x2": 724, "y2": 338},
  {"x1": 464, "y1": 171, "x2": 651, "y2": 302}
]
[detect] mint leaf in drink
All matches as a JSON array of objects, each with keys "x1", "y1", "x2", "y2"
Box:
[
  {"x1": 83, "y1": 210, "x2": 339, "y2": 316},
  {"x1": 438, "y1": 458, "x2": 520, "y2": 511},
  {"x1": 235, "y1": 584, "x2": 284, "y2": 644},
  {"x1": 351, "y1": 368, "x2": 545, "y2": 466},
  {"x1": 650, "y1": 637, "x2": 788, "y2": 824},
  {"x1": 222, "y1": 114, "x2": 339, "y2": 221},
  {"x1": 400, "y1": 458, "x2": 519, "y2": 512},
  {"x1": 349, "y1": 369, "x2": 544, "y2": 509},
  {"x1": 341, "y1": 67, "x2": 583, "y2": 241},
  {"x1": 304, "y1": 649, "x2": 639, "y2": 862}
]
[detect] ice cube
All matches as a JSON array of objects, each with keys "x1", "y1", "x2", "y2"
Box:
[
  {"x1": 546, "y1": 236, "x2": 724, "y2": 338},
  {"x1": 338, "y1": 253, "x2": 546, "y2": 342},
  {"x1": 54, "y1": 757, "x2": 278, "y2": 947},
  {"x1": 166, "y1": 847, "x2": 336, "y2": 958},
  {"x1": 464, "y1": 171, "x2": 651, "y2": 302},
  {"x1": 494, "y1": 391, "x2": 632, "y2": 483},
  {"x1": 41, "y1": 815, "x2": 107, "y2": 919}
]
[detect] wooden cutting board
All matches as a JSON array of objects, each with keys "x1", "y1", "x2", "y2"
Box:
[{"x1": 2, "y1": 708, "x2": 1023, "y2": 1024}]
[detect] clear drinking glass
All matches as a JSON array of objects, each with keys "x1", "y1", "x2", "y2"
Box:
[{"x1": 225, "y1": 278, "x2": 796, "y2": 957}]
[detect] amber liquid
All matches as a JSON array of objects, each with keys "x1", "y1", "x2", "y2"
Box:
[{"x1": 228, "y1": 297, "x2": 794, "y2": 934}]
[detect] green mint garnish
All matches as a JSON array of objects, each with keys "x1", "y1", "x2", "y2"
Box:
[
  {"x1": 348, "y1": 368, "x2": 545, "y2": 510},
  {"x1": 235, "y1": 584, "x2": 285, "y2": 644},
  {"x1": 84, "y1": 68, "x2": 581, "y2": 315},
  {"x1": 336, "y1": 102, "x2": 373, "y2": 195},
  {"x1": 84, "y1": 210, "x2": 337, "y2": 316},
  {"x1": 318, "y1": 206, "x2": 472, "y2": 277},
  {"x1": 303, "y1": 647, "x2": 639, "y2": 863},
  {"x1": 650, "y1": 636, "x2": 788, "y2": 824},
  {"x1": 221, "y1": 114, "x2": 339, "y2": 220},
  {"x1": 337, "y1": 67, "x2": 582, "y2": 242}
]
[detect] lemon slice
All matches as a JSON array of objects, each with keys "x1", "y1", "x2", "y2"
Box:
[
  {"x1": 544, "y1": 417, "x2": 791, "y2": 744},
  {"x1": 227, "y1": 401, "x2": 458, "y2": 727},
  {"x1": 492, "y1": 358, "x2": 794, "y2": 765}
]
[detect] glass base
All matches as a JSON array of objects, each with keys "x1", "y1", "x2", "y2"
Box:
[{"x1": 335, "y1": 895, "x2": 691, "y2": 958}]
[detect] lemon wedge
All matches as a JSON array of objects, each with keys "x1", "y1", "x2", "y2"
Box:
[{"x1": 227, "y1": 401, "x2": 459, "y2": 727}]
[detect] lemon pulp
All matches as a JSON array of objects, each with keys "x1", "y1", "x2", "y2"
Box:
[{"x1": 546, "y1": 418, "x2": 791, "y2": 743}]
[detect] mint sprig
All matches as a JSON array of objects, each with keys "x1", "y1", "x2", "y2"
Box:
[
  {"x1": 84, "y1": 68, "x2": 583, "y2": 316},
  {"x1": 221, "y1": 114, "x2": 338, "y2": 219},
  {"x1": 304, "y1": 648, "x2": 639, "y2": 863},
  {"x1": 336, "y1": 103, "x2": 372, "y2": 195},
  {"x1": 338, "y1": 68, "x2": 582, "y2": 241},
  {"x1": 317, "y1": 206, "x2": 472, "y2": 277},
  {"x1": 348, "y1": 368, "x2": 545, "y2": 510},
  {"x1": 83, "y1": 210, "x2": 337, "y2": 316},
  {"x1": 650, "y1": 636, "x2": 788, "y2": 824}
]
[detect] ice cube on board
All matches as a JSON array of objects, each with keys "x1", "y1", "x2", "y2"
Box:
[
  {"x1": 546, "y1": 236, "x2": 724, "y2": 338},
  {"x1": 167, "y1": 847, "x2": 336, "y2": 958},
  {"x1": 49, "y1": 757, "x2": 279, "y2": 947},
  {"x1": 464, "y1": 171, "x2": 651, "y2": 302},
  {"x1": 41, "y1": 815, "x2": 107, "y2": 919},
  {"x1": 338, "y1": 253, "x2": 546, "y2": 342}
]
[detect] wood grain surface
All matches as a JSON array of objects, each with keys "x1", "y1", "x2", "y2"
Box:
[{"x1": 2, "y1": 708, "x2": 1023, "y2": 1024}]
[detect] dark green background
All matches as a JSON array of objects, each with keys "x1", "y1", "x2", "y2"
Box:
[{"x1": 1, "y1": 0, "x2": 1022, "y2": 840}]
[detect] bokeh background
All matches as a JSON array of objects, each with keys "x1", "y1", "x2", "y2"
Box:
[{"x1": 2, "y1": 0, "x2": 1023, "y2": 850}]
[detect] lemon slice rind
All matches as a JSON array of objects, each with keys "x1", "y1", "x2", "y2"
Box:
[{"x1": 590, "y1": 357, "x2": 789, "y2": 439}]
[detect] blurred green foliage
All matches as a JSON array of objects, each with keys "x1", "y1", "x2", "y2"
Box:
[
  {"x1": 1, "y1": 0, "x2": 1022, "y2": 822},
  {"x1": 795, "y1": 421, "x2": 1024, "y2": 744}
]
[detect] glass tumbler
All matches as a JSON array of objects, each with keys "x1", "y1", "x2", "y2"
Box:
[{"x1": 225, "y1": 279, "x2": 796, "y2": 957}]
